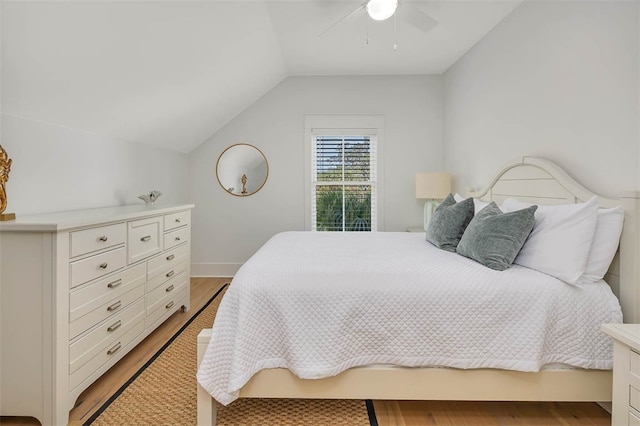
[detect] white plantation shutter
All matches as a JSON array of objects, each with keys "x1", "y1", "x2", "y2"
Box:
[{"x1": 311, "y1": 134, "x2": 377, "y2": 231}]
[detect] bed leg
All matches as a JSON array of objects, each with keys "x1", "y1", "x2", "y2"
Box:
[
  {"x1": 197, "y1": 383, "x2": 217, "y2": 426},
  {"x1": 197, "y1": 329, "x2": 217, "y2": 426}
]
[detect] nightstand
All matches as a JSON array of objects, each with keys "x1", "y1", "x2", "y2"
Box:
[
  {"x1": 407, "y1": 226, "x2": 426, "y2": 233},
  {"x1": 601, "y1": 324, "x2": 640, "y2": 426}
]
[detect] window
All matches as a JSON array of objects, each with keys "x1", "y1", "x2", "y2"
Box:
[
  {"x1": 311, "y1": 135, "x2": 377, "y2": 231},
  {"x1": 303, "y1": 114, "x2": 384, "y2": 232}
]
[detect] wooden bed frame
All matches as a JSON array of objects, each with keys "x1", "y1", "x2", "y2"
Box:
[{"x1": 196, "y1": 156, "x2": 640, "y2": 425}]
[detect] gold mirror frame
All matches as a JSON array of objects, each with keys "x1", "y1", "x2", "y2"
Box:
[{"x1": 216, "y1": 144, "x2": 269, "y2": 197}]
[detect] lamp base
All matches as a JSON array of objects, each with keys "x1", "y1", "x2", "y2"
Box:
[
  {"x1": 0, "y1": 212, "x2": 16, "y2": 221},
  {"x1": 423, "y1": 200, "x2": 439, "y2": 231}
]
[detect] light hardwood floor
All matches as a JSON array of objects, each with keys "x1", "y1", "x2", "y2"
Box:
[
  {"x1": 373, "y1": 400, "x2": 610, "y2": 425},
  {"x1": 1, "y1": 277, "x2": 611, "y2": 426}
]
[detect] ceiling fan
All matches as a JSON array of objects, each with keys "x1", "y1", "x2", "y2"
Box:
[{"x1": 319, "y1": 0, "x2": 438, "y2": 39}]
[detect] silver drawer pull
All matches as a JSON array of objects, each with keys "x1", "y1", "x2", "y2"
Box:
[
  {"x1": 165, "y1": 301, "x2": 174, "y2": 309},
  {"x1": 107, "y1": 301, "x2": 122, "y2": 312},
  {"x1": 165, "y1": 284, "x2": 174, "y2": 293},
  {"x1": 166, "y1": 270, "x2": 175, "y2": 278},
  {"x1": 166, "y1": 254, "x2": 175, "y2": 261},
  {"x1": 107, "y1": 279, "x2": 122, "y2": 289},
  {"x1": 98, "y1": 235, "x2": 108, "y2": 242},
  {"x1": 99, "y1": 262, "x2": 108, "y2": 269},
  {"x1": 107, "y1": 342, "x2": 122, "y2": 355},
  {"x1": 140, "y1": 235, "x2": 152, "y2": 242},
  {"x1": 175, "y1": 218, "x2": 181, "y2": 223},
  {"x1": 175, "y1": 237, "x2": 181, "y2": 241},
  {"x1": 107, "y1": 320, "x2": 122, "y2": 332}
]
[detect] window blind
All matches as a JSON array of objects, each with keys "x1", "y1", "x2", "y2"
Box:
[{"x1": 311, "y1": 135, "x2": 377, "y2": 231}]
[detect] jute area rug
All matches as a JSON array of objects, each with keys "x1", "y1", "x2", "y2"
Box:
[{"x1": 87, "y1": 284, "x2": 375, "y2": 426}]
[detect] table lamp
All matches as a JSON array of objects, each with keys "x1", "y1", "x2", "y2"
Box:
[{"x1": 415, "y1": 172, "x2": 451, "y2": 230}]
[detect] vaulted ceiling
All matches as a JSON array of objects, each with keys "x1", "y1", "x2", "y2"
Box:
[{"x1": 1, "y1": 1, "x2": 521, "y2": 153}]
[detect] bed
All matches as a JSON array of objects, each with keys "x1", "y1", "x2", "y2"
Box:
[{"x1": 196, "y1": 156, "x2": 640, "y2": 425}]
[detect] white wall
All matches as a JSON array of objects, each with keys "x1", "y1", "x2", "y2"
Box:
[
  {"x1": 1, "y1": 114, "x2": 189, "y2": 215},
  {"x1": 444, "y1": 0, "x2": 639, "y2": 198},
  {"x1": 189, "y1": 75, "x2": 444, "y2": 276}
]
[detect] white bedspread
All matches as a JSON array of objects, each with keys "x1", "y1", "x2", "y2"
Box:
[{"x1": 197, "y1": 231, "x2": 623, "y2": 405}]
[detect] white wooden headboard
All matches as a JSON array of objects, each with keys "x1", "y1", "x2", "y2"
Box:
[{"x1": 468, "y1": 156, "x2": 640, "y2": 324}]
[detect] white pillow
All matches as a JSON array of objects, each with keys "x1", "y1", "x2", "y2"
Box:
[
  {"x1": 501, "y1": 196, "x2": 599, "y2": 285},
  {"x1": 454, "y1": 193, "x2": 489, "y2": 215},
  {"x1": 576, "y1": 206, "x2": 624, "y2": 285}
]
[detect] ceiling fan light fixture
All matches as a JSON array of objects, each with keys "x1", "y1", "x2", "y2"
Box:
[{"x1": 366, "y1": 0, "x2": 398, "y2": 21}]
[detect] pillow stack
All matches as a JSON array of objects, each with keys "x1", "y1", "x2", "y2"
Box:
[
  {"x1": 426, "y1": 194, "x2": 624, "y2": 284},
  {"x1": 426, "y1": 195, "x2": 536, "y2": 271},
  {"x1": 502, "y1": 196, "x2": 623, "y2": 286}
]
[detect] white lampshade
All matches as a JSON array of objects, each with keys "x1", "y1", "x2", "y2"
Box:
[
  {"x1": 366, "y1": 0, "x2": 398, "y2": 21},
  {"x1": 415, "y1": 172, "x2": 451, "y2": 200}
]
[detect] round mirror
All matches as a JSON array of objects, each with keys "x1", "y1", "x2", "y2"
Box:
[{"x1": 216, "y1": 144, "x2": 269, "y2": 196}]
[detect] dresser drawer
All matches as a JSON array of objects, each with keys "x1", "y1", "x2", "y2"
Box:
[
  {"x1": 146, "y1": 286, "x2": 186, "y2": 329},
  {"x1": 70, "y1": 247, "x2": 126, "y2": 289},
  {"x1": 164, "y1": 227, "x2": 189, "y2": 251},
  {"x1": 148, "y1": 244, "x2": 189, "y2": 279},
  {"x1": 70, "y1": 223, "x2": 126, "y2": 258},
  {"x1": 70, "y1": 263, "x2": 145, "y2": 320},
  {"x1": 69, "y1": 299, "x2": 145, "y2": 388},
  {"x1": 630, "y1": 410, "x2": 640, "y2": 426},
  {"x1": 69, "y1": 298, "x2": 145, "y2": 369},
  {"x1": 69, "y1": 312, "x2": 145, "y2": 390},
  {"x1": 146, "y1": 271, "x2": 187, "y2": 308},
  {"x1": 164, "y1": 211, "x2": 190, "y2": 232},
  {"x1": 147, "y1": 260, "x2": 187, "y2": 293},
  {"x1": 632, "y1": 349, "x2": 640, "y2": 375},
  {"x1": 69, "y1": 276, "x2": 145, "y2": 340},
  {"x1": 128, "y1": 216, "x2": 162, "y2": 264},
  {"x1": 631, "y1": 384, "x2": 640, "y2": 413}
]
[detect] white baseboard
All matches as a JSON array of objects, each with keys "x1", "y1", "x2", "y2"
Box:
[
  {"x1": 191, "y1": 263, "x2": 242, "y2": 277},
  {"x1": 596, "y1": 401, "x2": 612, "y2": 414}
]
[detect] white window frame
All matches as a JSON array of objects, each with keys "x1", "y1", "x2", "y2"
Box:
[{"x1": 304, "y1": 114, "x2": 385, "y2": 231}]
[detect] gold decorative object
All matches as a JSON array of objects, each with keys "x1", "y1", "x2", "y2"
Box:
[
  {"x1": 241, "y1": 174, "x2": 248, "y2": 194},
  {"x1": 0, "y1": 145, "x2": 15, "y2": 221}
]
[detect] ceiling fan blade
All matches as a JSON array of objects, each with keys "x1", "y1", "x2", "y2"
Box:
[
  {"x1": 398, "y1": 2, "x2": 438, "y2": 34},
  {"x1": 318, "y1": 3, "x2": 367, "y2": 38}
]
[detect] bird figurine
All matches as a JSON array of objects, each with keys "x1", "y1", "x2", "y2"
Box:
[{"x1": 138, "y1": 190, "x2": 162, "y2": 204}]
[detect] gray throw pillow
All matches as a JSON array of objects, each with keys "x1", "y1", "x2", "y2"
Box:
[
  {"x1": 426, "y1": 194, "x2": 475, "y2": 252},
  {"x1": 457, "y1": 202, "x2": 538, "y2": 271}
]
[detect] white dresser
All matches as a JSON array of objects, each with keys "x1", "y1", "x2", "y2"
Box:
[
  {"x1": 601, "y1": 324, "x2": 640, "y2": 426},
  {"x1": 0, "y1": 204, "x2": 194, "y2": 426}
]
